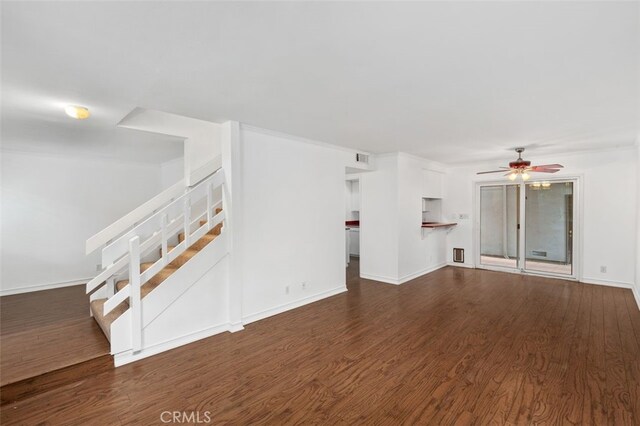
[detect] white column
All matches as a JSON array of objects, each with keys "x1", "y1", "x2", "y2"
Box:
[{"x1": 221, "y1": 121, "x2": 245, "y2": 332}]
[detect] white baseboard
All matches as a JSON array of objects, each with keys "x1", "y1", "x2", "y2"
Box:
[
  {"x1": 0, "y1": 277, "x2": 91, "y2": 297},
  {"x1": 581, "y1": 278, "x2": 639, "y2": 312},
  {"x1": 632, "y1": 286, "x2": 640, "y2": 311},
  {"x1": 446, "y1": 262, "x2": 475, "y2": 269},
  {"x1": 361, "y1": 263, "x2": 447, "y2": 285},
  {"x1": 581, "y1": 277, "x2": 634, "y2": 289},
  {"x1": 242, "y1": 286, "x2": 347, "y2": 325},
  {"x1": 359, "y1": 273, "x2": 402, "y2": 285},
  {"x1": 397, "y1": 263, "x2": 447, "y2": 284},
  {"x1": 228, "y1": 322, "x2": 244, "y2": 333},
  {"x1": 114, "y1": 322, "x2": 232, "y2": 367}
]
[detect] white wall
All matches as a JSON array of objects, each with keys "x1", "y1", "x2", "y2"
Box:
[
  {"x1": 0, "y1": 151, "x2": 165, "y2": 294},
  {"x1": 397, "y1": 154, "x2": 448, "y2": 281},
  {"x1": 360, "y1": 153, "x2": 448, "y2": 284},
  {"x1": 360, "y1": 155, "x2": 400, "y2": 282},
  {"x1": 118, "y1": 108, "x2": 221, "y2": 186},
  {"x1": 184, "y1": 123, "x2": 222, "y2": 184},
  {"x1": 132, "y1": 257, "x2": 229, "y2": 361},
  {"x1": 160, "y1": 157, "x2": 184, "y2": 190},
  {"x1": 239, "y1": 127, "x2": 352, "y2": 321},
  {"x1": 444, "y1": 148, "x2": 638, "y2": 288},
  {"x1": 635, "y1": 144, "x2": 640, "y2": 307}
]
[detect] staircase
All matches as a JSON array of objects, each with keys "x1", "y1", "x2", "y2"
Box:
[
  {"x1": 85, "y1": 166, "x2": 230, "y2": 365},
  {"x1": 90, "y1": 214, "x2": 223, "y2": 340}
]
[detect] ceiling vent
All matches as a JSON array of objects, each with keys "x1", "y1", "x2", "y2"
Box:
[{"x1": 356, "y1": 153, "x2": 369, "y2": 164}]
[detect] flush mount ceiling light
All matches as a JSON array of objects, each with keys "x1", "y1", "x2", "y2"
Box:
[{"x1": 64, "y1": 105, "x2": 90, "y2": 120}]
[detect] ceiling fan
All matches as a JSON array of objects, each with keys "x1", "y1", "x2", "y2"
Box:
[{"x1": 477, "y1": 148, "x2": 563, "y2": 181}]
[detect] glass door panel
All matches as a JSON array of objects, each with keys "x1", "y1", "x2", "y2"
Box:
[
  {"x1": 524, "y1": 181, "x2": 574, "y2": 275},
  {"x1": 479, "y1": 185, "x2": 520, "y2": 269}
]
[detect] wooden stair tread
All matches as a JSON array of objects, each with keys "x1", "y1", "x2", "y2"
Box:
[
  {"x1": 116, "y1": 266, "x2": 177, "y2": 298},
  {"x1": 90, "y1": 299, "x2": 128, "y2": 341},
  {"x1": 187, "y1": 234, "x2": 216, "y2": 251},
  {"x1": 178, "y1": 224, "x2": 222, "y2": 242}
]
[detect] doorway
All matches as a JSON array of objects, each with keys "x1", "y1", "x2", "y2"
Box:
[
  {"x1": 476, "y1": 178, "x2": 578, "y2": 279},
  {"x1": 345, "y1": 176, "x2": 360, "y2": 272}
]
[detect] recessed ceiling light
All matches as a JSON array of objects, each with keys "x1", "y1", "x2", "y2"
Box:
[{"x1": 65, "y1": 105, "x2": 90, "y2": 120}]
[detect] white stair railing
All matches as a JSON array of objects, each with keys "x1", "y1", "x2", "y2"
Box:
[
  {"x1": 85, "y1": 156, "x2": 222, "y2": 255},
  {"x1": 86, "y1": 168, "x2": 226, "y2": 352}
]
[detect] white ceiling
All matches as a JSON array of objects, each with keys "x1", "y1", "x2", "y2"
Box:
[{"x1": 2, "y1": 1, "x2": 638, "y2": 164}]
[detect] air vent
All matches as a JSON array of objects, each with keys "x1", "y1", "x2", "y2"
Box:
[
  {"x1": 453, "y1": 248, "x2": 464, "y2": 263},
  {"x1": 356, "y1": 153, "x2": 369, "y2": 164},
  {"x1": 531, "y1": 250, "x2": 547, "y2": 257}
]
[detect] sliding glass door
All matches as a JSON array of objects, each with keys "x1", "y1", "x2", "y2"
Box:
[
  {"x1": 524, "y1": 181, "x2": 574, "y2": 276},
  {"x1": 477, "y1": 179, "x2": 576, "y2": 278},
  {"x1": 479, "y1": 185, "x2": 520, "y2": 271}
]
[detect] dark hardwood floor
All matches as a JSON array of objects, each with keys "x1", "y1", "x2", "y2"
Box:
[
  {"x1": 0, "y1": 285, "x2": 110, "y2": 387},
  {"x1": 2, "y1": 259, "x2": 639, "y2": 425}
]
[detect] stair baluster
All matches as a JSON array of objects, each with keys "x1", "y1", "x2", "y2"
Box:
[
  {"x1": 129, "y1": 236, "x2": 142, "y2": 352},
  {"x1": 161, "y1": 213, "x2": 169, "y2": 268}
]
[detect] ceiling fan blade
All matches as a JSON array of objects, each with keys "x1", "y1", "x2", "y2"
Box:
[
  {"x1": 530, "y1": 168, "x2": 560, "y2": 173},
  {"x1": 477, "y1": 170, "x2": 510, "y2": 174},
  {"x1": 532, "y1": 164, "x2": 563, "y2": 169}
]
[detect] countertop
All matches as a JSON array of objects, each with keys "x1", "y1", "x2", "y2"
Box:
[{"x1": 421, "y1": 222, "x2": 457, "y2": 228}]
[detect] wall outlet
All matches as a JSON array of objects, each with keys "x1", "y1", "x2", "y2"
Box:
[
  {"x1": 600, "y1": 266, "x2": 607, "y2": 273},
  {"x1": 285, "y1": 285, "x2": 290, "y2": 295},
  {"x1": 301, "y1": 281, "x2": 307, "y2": 290},
  {"x1": 96, "y1": 264, "x2": 102, "y2": 271}
]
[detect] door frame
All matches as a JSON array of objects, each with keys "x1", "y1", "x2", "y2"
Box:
[{"x1": 473, "y1": 175, "x2": 582, "y2": 281}]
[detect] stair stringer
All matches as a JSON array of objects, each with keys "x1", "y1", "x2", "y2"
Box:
[{"x1": 110, "y1": 233, "x2": 231, "y2": 365}]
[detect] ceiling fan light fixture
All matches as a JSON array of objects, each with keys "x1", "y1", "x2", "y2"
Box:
[{"x1": 476, "y1": 148, "x2": 564, "y2": 181}]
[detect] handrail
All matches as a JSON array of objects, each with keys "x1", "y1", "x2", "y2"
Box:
[
  {"x1": 86, "y1": 179, "x2": 185, "y2": 255},
  {"x1": 85, "y1": 155, "x2": 223, "y2": 255},
  {"x1": 100, "y1": 169, "x2": 224, "y2": 267},
  {"x1": 188, "y1": 156, "x2": 223, "y2": 188},
  {"x1": 86, "y1": 168, "x2": 225, "y2": 294}
]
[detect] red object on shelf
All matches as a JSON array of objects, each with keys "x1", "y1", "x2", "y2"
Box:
[
  {"x1": 421, "y1": 222, "x2": 457, "y2": 228},
  {"x1": 345, "y1": 220, "x2": 360, "y2": 227}
]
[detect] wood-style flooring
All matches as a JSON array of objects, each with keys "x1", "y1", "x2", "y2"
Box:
[
  {"x1": 0, "y1": 285, "x2": 110, "y2": 387},
  {"x1": 2, "y1": 259, "x2": 639, "y2": 424}
]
